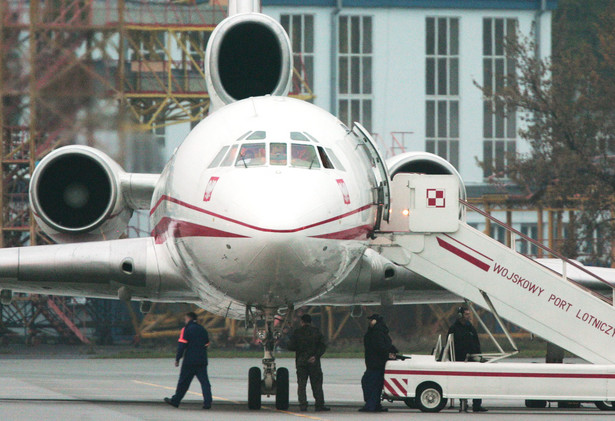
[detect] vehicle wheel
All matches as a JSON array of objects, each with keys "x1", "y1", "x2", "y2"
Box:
[
  {"x1": 525, "y1": 399, "x2": 547, "y2": 408},
  {"x1": 595, "y1": 401, "x2": 615, "y2": 410},
  {"x1": 275, "y1": 367, "x2": 289, "y2": 410},
  {"x1": 415, "y1": 383, "x2": 447, "y2": 413},
  {"x1": 248, "y1": 366, "x2": 262, "y2": 410},
  {"x1": 404, "y1": 398, "x2": 417, "y2": 409}
]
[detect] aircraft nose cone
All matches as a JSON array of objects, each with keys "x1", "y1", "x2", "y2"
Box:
[{"x1": 228, "y1": 169, "x2": 333, "y2": 231}]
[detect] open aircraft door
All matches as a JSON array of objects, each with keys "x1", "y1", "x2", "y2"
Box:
[{"x1": 353, "y1": 122, "x2": 391, "y2": 231}]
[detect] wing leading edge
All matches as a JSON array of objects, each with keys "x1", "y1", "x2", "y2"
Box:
[{"x1": 0, "y1": 238, "x2": 198, "y2": 303}]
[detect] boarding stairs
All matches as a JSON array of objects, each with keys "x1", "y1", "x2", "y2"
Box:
[{"x1": 373, "y1": 174, "x2": 615, "y2": 365}]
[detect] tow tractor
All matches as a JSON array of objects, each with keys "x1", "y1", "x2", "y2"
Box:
[{"x1": 383, "y1": 302, "x2": 615, "y2": 412}]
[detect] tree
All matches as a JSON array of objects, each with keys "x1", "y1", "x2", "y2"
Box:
[{"x1": 480, "y1": 2, "x2": 615, "y2": 265}]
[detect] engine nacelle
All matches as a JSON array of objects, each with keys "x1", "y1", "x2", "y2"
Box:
[
  {"x1": 205, "y1": 12, "x2": 293, "y2": 112},
  {"x1": 30, "y1": 146, "x2": 132, "y2": 243},
  {"x1": 387, "y1": 152, "x2": 466, "y2": 220}
]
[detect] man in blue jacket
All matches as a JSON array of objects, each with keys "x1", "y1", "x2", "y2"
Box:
[{"x1": 164, "y1": 312, "x2": 212, "y2": 409}]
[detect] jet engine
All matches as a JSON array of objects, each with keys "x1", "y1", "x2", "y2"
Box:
[
  {"x1": 205, "y1": 12, "x2": 293, "y2": 112},
  {"x1": 29, "y1": 146, "x2": 156, "y2": 243},
  {"x1": 387, "y1": 152, "x2": 466, "y2": 219}
]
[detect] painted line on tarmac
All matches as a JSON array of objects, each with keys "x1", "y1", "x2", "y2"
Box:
[
  {"x1": 132, "y1": 380, "x2": 328, "y2": 420},
  {"x1": 132, "y1": 380, "x2": 240, "y2": 404}
]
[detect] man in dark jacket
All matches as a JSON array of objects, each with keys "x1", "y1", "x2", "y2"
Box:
[
  {"x1": 360, "y1": 313, "x2": 398, "y2": 412},
  {"x1": 287, "y1": 314, "x2": 329, "y2": 412},
  {"x1": 164, "y1": 312, "x2": 212, "y2": 409},
  {"x1": 448, "y1": 306, "x2": 487, "y2": 412}
]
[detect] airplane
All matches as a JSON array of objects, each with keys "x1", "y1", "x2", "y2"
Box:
[{"x1": 0, "y1": 0, "x2": 613, "y2": 411}]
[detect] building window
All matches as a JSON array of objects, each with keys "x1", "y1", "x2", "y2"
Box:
[
  {"x1": 519, "y1": 223, "x2": 538, "y2": 255},
  {"x1": 490, "y1": 225, "x2": 506, "y2": 245},
  {"x1": 483, "y1": 18, "x2": 517, "y2": 178},
  {"x1": 425, "y1": 17, "x2": 459, "y2": 169},
  {"x1": 281, "y1": 14, "x2": 314, "y2": 101},
  {"x1": 129, "y1": 31, "x2": 166, "y2": 61},
  {"x1": 182, "y1": 31, "x2": 211, "y2": 67},
  {"x1": 338, "y1": 15, "x2": 373, "y2": 132}
]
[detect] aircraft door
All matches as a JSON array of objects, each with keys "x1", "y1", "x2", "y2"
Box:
[{"x1": 352, "y1": 123, "x2": 391, "y2": 229}]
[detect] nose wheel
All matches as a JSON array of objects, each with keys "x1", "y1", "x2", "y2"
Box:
[{"x1": 247, "y1": 307, "x2": 291, "y2": 411}]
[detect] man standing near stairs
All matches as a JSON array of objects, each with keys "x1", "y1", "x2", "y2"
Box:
[
  {"x1": 360, "y1": 313, "x2": 398, "y2": 413},
  {"x1": 448, "y1": 306, "x2": 488, "y2": 413}
]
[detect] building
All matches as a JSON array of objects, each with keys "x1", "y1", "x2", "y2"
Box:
[
  {"x1": 256, "y1": 0, "x2": 564, "y2": 256},
  {"x1": 259, "y1": 0, "x2": 555, "y2": 185}
]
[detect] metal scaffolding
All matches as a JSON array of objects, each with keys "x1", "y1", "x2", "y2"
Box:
[{"x1": 0, "y1": 0, "x2": 315, "y2": 344}]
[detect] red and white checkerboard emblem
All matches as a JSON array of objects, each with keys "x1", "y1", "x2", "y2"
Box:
[{"x1": 426, "y1": 188, "x2": 446, "y2": 208}]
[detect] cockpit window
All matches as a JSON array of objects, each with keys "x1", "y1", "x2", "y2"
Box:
[
  {"x1": 317, "y1": 146, "x2": 335, "y2": 169},
  {"x1": 325, "y1": 147, "x2": 346, "y2": 171},
  {"x1": 290, "y1": 131, "x2": 309, "y2": 142},
  {"x1": 291, "y1": 144, "x2": 320, "y2": 168},
  {"x1": 236, "y1": 143, "x2": 266, "y2": 167},
  {"x1": 208, "y1": 146, "x2": 229, "y2": 168},
  {"x1": 236, "y1": 131, "x2": 251, "y2": 141},
  {"x1": 304, "y1": 132, "x2": 319, "y2": 143},
  {"x1": 246, "y1": 131, "x2": 266, "y2": 140},
  {"x1": 220, "y1": 145, "x2": 238, "y2": 166},
  {"x1": 270, "y1": 143, "x2": 287, "y2": 165}
]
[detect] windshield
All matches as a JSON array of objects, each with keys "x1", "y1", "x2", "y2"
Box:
[
  {"x1": 270, "y1": 143, "x2": 287, "y2": 165},
  {"x1": 291, "y1": 144, "x2": 320, "y2": 168},
  {"x1": 209, "y1": 140, "x2": 343, "y2": 170},
  {"x1": 220, "y1": 145, "x2": 238, "y2": 166},
  {"x1": 236, "y1": 143, "x2": 266, "y2": 167}
]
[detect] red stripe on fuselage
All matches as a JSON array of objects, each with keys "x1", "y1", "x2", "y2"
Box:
[
  {"x1": 152, "y1": 217, "x2": 249, "y2": 244},
  {"x1": 150, "y1": 194, "x2": 374, "y2": 234},
  {"x1": 309, "y1": 225, "x2": 373, "y2": 240}
]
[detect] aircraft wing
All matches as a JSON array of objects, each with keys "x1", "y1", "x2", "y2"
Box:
[
  {"x1": 534, "y1": 258, "x2": 615, "y2": 290},
  {"x1": 0, "y1": 238, "x2": 199, "y2": 303}
]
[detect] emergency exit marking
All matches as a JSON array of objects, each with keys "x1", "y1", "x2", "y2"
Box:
[{"x1": 426, "y1": 188, "x2": 445, "y2": 208}]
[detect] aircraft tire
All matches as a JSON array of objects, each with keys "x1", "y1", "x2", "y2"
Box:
[
  {"x1": 248, "y1": 366, "x2": 262, "y2": 410},
  {"x1": 275, "y1": 367, "x2": 290, "y2": 410}
]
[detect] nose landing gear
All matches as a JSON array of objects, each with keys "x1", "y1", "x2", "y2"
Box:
[{"x1": 247, "y1": 307, "x2": 291, "y2": 410}]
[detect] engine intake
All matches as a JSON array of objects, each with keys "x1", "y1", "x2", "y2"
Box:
[
  {"x1": 205, "y1": 13, "x2": 292, "y2": 111},
  {"x1": 30, "y1": 146, "x2": 132, "y2": 243}
]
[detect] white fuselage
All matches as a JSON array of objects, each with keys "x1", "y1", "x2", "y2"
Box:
[{"x1": 149, "y1": 96, "x2": 378, "y2": 316}]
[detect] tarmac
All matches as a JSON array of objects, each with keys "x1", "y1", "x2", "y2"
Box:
[{"x1": 0, "y1": 356, "x2": 610, "y2": 420}]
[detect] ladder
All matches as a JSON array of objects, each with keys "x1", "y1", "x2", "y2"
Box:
[{"x1": 375, "y1": 174, "x2": 615, "y2": 364}]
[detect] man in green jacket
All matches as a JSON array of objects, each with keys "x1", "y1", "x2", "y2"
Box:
[{"x1": 287, "y1": 314, "x2": 329, "y2": 412}]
